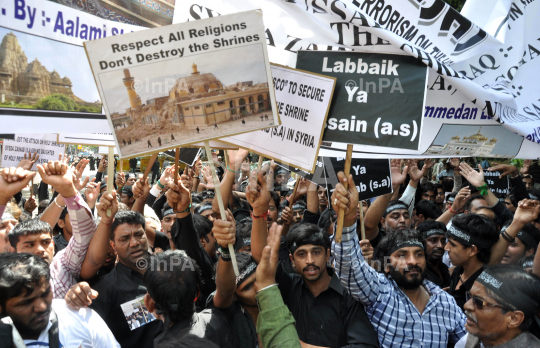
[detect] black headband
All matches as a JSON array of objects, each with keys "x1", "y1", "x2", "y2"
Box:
[
  {"x1": 292, "y1": 204, "x2": 306, "y2": 211},
  {"x1": 446, "y1": 223, "x2": 493, "y2": 249},
  {"x1": 194, "y1": 204, "x2": 213, "y2": 215},
  {"x1": 477, "y1": 270, "x2": 539, "y2": 316},
  {"x1": 236, "y1": 261, "x2": 257, "y2": 287},
  {"x1": 235, "y1": 237, "x2": 251, "y2": 252},
  {"x1": 522, "y1": 259, "x2": 534, "y2": 269},
  {"x1": 501, "y1": 226, "x2": 537, "y2": 248},
  {"x1": 162, "y1": 207, "x2": 175, "y2": 217},
  {"x1": 276, "y1": 168, "x2": 288, "y2": 175},
  {"x1": 421, "y1": 229, "x2": 446, "y2": 240},
  {"x1": 383, "y1": 202, "x2": 409, "y2": 217},
  {"x1": 388, "y1": 239, "x2": 424, "y2": 255},
  {"x1": 289, "y1": 230, "x2": 326, "y2": 254}
]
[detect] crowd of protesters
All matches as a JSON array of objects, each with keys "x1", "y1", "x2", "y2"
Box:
[{"x1": 1, "y1": 152, "x2": 540, "y2": 348}]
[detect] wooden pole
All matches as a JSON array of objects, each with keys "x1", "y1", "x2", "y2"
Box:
[
  {"x1": 31, "y1": 177, "x2": 34, "y2": 197},
  {"x1": 120, "y1": 160, "x2": 123, "y2": 173},
  {"x1": 204, "y1": 141, "x2": 239, "y2": 276},
  {"x1": 224, "y1": 151, "x2": 229, "y2": 168},
  {"x1": 257, "y1": 156, "x2": 264, "y2": 172},
  {"x1": 143, "y1": 153, "x2": 158, "y2": 183},
  {"x1": 359, "y1": 201, "x2": 365, "y2": 240},
  {"x1": 288, "y1": 178, "x2": 300, "y2": 209},
  {"x1": 174, "y1": 148, "x2": 180, "y2": 185},
  {"x1": 106, "y1": 147, "x2": 115, "y2": 217},
  {"x1": 334, "y1": 144, "x2": 354, "y2": 243}
]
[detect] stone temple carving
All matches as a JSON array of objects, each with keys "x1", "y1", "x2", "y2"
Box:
[{"x1": 0, "y1": 31, "x2": 85, "y2": 105}]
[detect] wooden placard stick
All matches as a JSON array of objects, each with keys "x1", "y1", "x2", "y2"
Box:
[
  {"x1": 359, "y1": 201, "x2": 365, "y2": 240},
  {"x1": 257, "y1": 156, "x2": 264, "y2": 172},
  {"x1": 204, "y1": 141, "x2": 239, "y2": 276},
  {"x1": 31, "y1": 177, "x2": 34, "y2": 197},
  {"x1": 106, "y1": 147, "x2": 115, "y2": 217},
  {"x1": 288, "y1": 178, "x2": 300, "y2": 209},
  {"x1": 224, "y1": 150, "x2": 229, "y2": 167},
  {"x1": 143, "y1": 153, "x2": 158, "y2": 183},
  {"x1": 120, "y1": 160, "x2": 123, "y2": 173},
  {"x1": 334, "y1": 144, "x2": 353, "y2": 243},
  {"x1": 174, "y1": 148, "x2": 180, "y2": 185}
]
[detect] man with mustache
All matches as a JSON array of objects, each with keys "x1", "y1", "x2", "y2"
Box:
[
  {"x1": 455, "y1": 265, "x2": 540, "y2": 348},
  {"x1": 317, "y1": 186, "x2": 329, "y2": 213},
  {"x1": 331, "y1": 170, "x2": 467, "y2": 347},
  {"x1": 0, "y1": 253, "x2": 119, "y2": 347},
  {"x1": 418, "y1": 220, "x2": 450, "y2": 288},
  {"x1": 248, "y1": 171, "x2": 379, "y2": 348},
  {"x1": 89, "y1": 211, "x2": 164, "y2": 347}
]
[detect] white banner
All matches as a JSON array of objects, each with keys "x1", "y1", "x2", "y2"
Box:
[
  {"x1": 222, "y1": 64, "x2": 336, "y2": 173},
  {"x1": 2, "y1": 134, "x2": 65, "y2": 169},
  {"x1": 0, "y1": 0, "x2": 142, "y2": 133},
  {"x1": 57, "y1": 133, "x2": 115, "y2": 146},
  {"x1": 174, "y1": 0, "x2": 540, "y2": 159}
]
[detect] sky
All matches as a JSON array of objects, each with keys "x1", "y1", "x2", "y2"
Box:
[
  {"x1": 97, "y1": 43, "x2": 269, "y2": 114},
  {"x1": 431, "y1": 124, "x2": 523, "y2": 156},
  {"x1": 0, "y1": 27, "x2": 101, "y2": 103}
]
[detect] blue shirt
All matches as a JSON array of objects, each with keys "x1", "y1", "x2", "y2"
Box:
[{"x1": 332, "y1": 224, "x2": 466, "y2": 348}]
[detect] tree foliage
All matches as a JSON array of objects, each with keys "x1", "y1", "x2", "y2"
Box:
[
  {"x1": 36, "y1": 94, "x2": 101, "y2": 113},
  {"x1": 442, "y1": 0, "x2": 466, "y2": 12}
]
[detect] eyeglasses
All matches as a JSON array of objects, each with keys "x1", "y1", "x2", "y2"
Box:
[{"x1": 466, "y1": 291, "x2": 508, "y2": 310}]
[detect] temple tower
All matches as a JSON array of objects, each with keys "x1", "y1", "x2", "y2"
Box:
[{"x1": 123, "y1": 69, "x2": 141, "y2": 109}]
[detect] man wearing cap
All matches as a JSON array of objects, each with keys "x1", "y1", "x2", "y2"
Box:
[
  {"x1": 455, "y1": 265, "x2": 540, "y2": 348},
  {"x1": 331, "y1": 170, "x2": 467, "y2": 347},
  {"x1": 418, "y1": 220, "x2": 450, "y2": 288}
]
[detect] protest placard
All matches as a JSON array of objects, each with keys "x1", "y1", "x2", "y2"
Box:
[
  {"x1": 276, "y1": 157, "x2": 328, "y2": 188},
  {"x1": 323, "y1": 157, "x2": 393, "y2": 201},
  {"x1": 296, "y1": 51, "x2": 427, "y2": 151},
  {"x1": 0, "y1": 0, "x2": 141, "y2": 133},
  {"x1": 57, "y1": 133, "x2": 116, "y2": 147},
  {"x1": 84, "y1": 10, "x2": 279, "y2": 159},
  {"x1": 222, "y1": 64, "x2": 336, "y2": 173},
  {"x1": 480, "y1": 170, "x2": 510, "y2": 195},
  {"x1": 98, "y1": 146, "x2": 118, "y2": 155},
  {"x1": 2, "y1": 134, "x2": 65, "y2": 170},
  {"x1": 163, "y1": 148, "x2": 201, "y2": 166}
]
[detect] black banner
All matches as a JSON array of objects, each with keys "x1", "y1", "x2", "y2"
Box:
[
  {"x1": 481, "y1": 170, "x2": 510, "y2": 194},
  {"x1": 324, "y1": 157, "x2": 393, "y2": 201},
  {"x1": 296, "y1": 51, "x2": 427, "y2": 150}
]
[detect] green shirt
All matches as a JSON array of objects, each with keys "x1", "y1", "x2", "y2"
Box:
[{"x1": 256, "y1": 285, "x2": 301, "y2": 348}]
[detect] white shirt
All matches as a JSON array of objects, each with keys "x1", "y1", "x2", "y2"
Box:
[{"x1": 3, "y1": 299, "x2": 120, "y2": 348}]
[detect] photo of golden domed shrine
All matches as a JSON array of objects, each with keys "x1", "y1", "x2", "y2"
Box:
[
  {"x1": 99, "y1": 45, "x2": 275, "y2": 157},
  {"x1": 0, "y1": 30, "x2": 101, "y2": 113},
  {"x1": 425, "y1": 125, "x2": 524, "y2": 158}
]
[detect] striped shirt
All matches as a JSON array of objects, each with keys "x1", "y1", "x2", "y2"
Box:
[
  {"x1": 332, "y1": 224, "x2": 466, "y2": 348},
  {"x1": 50, "y1": 193, "x2": 96, "y2": 299}
]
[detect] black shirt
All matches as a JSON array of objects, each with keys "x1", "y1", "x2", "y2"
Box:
[
  {"x1": 448, "y1": 265, "x2": 484, "y2": 310},
  {"x1": 90, "y1": 262, "x2": 163, "y2": 348},
  {"x1": 276, "y1": 264, "x2": 379, "y2": 348},
  {"x1": 424, "y1": 261, "x2": 451, "y2": 289},
  {"x1": 207, "y1": 293, "x2": 258, "y2": 348},
  {"x1": 153, "y1": 309, "x2": 234, "y2": 348}
]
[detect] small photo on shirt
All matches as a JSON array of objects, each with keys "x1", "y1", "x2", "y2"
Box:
[{"x1": 120, "y1": 296, "x2": 157, "y2": 331}]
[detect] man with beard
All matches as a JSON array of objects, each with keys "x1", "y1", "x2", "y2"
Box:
[
  {"x1": 89, "y1": 211, "x2": 164, "y2": 347},
  {"x1": 418, "y1": 220, "x2": 450, "y2": 288},
  {"x1": 245, "y1": 170, "x2": 379, "y2": 348},
  {"x1": 0, "y1": 253, "x2": 119, "y2": 347},
  {"x1": 274, "y1": 168, "x2": 290, "y2": 187},
  {"x1": 455, "y1": 265, "x2": 540, "y2": 348},
  {"x1": 331, "y1": 170, "x2": 466, "y2": 347}
]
